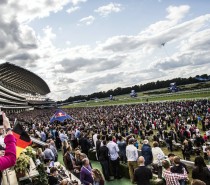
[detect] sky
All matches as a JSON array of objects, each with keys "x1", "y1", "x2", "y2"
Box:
[{"x1": 0, "y1": 0, "x2": 210, "y2": 100}]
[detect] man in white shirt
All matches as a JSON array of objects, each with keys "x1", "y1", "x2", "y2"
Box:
[
  {"x1": 107, "y1": 135, "x2": 121, "y2": 179},
  {"x1": 126, "y1": 138, "x2": 138, "y2": 183},
  {"x1": 59, "y1": 129, "x2": 68, "y2": 143},
  {"x1": 93, "y1": 130, "x2": 98, "y2": 148}
]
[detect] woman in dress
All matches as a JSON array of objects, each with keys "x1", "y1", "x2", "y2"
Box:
[
  {"x1": 192, "y1": 156, "x2": 210, "y2": 185},
  {"x1": 92, "y1": 169, "x2": 105, "y2": 185}
]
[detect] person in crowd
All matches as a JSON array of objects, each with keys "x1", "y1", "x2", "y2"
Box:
[
  {"x1": 191, "y1": 179, "x2": 206, "y2": 185},
  {"x1": 107, "y1": 135, "x2": 121, "y2": 179},
  {"x1": 152, "y1": 141, "x2": 165, "y2": 165},
  {"x1": 134, "y1": 156, "x2": 153, "y2": 185},
  {"x1": 43, "y1": 144, "x2": 55, "y2": 161},
  {"x1": 134, "y1": 139, "x2": 139, "y2": 149},
  {"x1": 96, "y1": 135, "x2": 101, "y2": 160},
  {"x1": 171, "y1": 156, "x2": 189, "y2": 185},
  {"x1": 80, "y1": 158, "x2": 93, "y2": 185},
  {"x1": 93, "y1": 130, "x2": 98, "y2": 148},
  {"x1": 70, "y1": 128, "x2": 78, "y2": 149},
  {"x1": 167, "y1": 133, "x2": 173, "y2": 152},
  {"x1": 126, "y1": 138, "x2": 138, "y2": 183},
  {"x1": 50, "y1": 140, "x2": 58, "y2": 162},
  {"x1": 55, "y1": 127, "x2": 62, "y2": 150},
  {"x1": 206, "y1": 146, "x2": 210, "y2": 165},
  {"x1": 0, "y1": 128, "x2": 5, "y2": 146},
  {"x1": 98, "y1": 140, "x2": 111, "y2": 181},
  {"x1": 117, "y1": 135, "x2": 127, "y2": 163},
  {"x1": 167, "y1": 153, "x2": 175, "y2": 166},
  {"x1": 40, "y1": 128, "x2": 46, "y2": 142},
  {"x1": 162, "y1": 160, "x2": 188, "y2": 185},
  {"x1": 62, "y1": 140, "x2": 69, "y2": 155},
  {"x1": 48, "y1": 167, "x2": 59, "y2": 185},
  {"x1": 63, "y1": 146, "x2": 74, "y2": 172},
  {"x1": 74, "y1": 150, "x2": 82, "y2": 170},
  {"x1": 68, "y1": 149, "x2": 82, "y2": 179},
  {"x1": 36, "y1": 148, "x2": 45, "y2": 163},
  {"x1": 141, "y1": 139, "x2": 153, "y2": 166},
  {"x1": 0, "y1": 113, "x2": 16, "y2": 171},
  {"x1": 80, "y1": 153, "x2": 91, "y2": 167},
  {"x1": 192, "y1": 156, "x2": 210, "y2": 185},
  {"x1": 79, "y1": 133, "x2": 92, "y2": 156},
  {"x1": 59, "y1": 129, "x2": 68, "y2": 143},
  {"x1": 151, "y1": 141, "x2": 165, "y2": 178},
  {"x1": 44, "y1": 158, "x2": 52, "y2": 174},
  {"x1": 75, "y1": 127, "x2": 81, "y2": 139},
  {"x1": 48, "y1": 167, "x2": 68, "y2": 185},
  {"x1": 182, "y1": 140, "x2": 191, "y2": 161},
  {"x1": 92, "y1": 168, "x2": 105, "y2": 185}
]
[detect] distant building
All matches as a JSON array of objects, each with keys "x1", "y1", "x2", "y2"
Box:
[{"x1": 0, "y1": 62, "x2": 54, "y2": 113}]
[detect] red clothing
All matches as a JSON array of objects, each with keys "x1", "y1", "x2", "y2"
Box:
[
  {"x1": 204, "y1": 135, "x2": 208, "y2": 141},
  {"x1": 0, "y1": 134, "x2": 16, "y2": 170}
]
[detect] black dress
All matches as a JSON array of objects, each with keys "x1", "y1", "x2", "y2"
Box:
[{"x1": 192, "y1": 167, "x2": 210, "y2": 185}]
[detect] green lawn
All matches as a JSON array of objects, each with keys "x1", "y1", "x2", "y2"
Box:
[{"x1": 62, "y1": 89, "x2": 210, "y2": 108}]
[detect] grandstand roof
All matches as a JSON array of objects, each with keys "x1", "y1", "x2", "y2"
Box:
[{"x1": 0, "y1": 62, "x2": 50, "y2": 95}]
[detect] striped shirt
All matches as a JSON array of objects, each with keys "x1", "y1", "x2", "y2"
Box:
[{"x1": 163, "y1": 168, "x2": 187, "y2": 185}]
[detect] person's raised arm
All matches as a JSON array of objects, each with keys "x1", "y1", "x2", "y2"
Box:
[{"x1": 0, "y1": 113, "x2": 16, "y2": 170}]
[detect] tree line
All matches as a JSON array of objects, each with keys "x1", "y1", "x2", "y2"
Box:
[{"x1": 59, "y1": 74, "x2": 210, "y2": 103}]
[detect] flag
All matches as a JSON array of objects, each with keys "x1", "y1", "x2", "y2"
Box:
[{"x1": 12, "y1": 123, "x2": 32, "y2": 158}]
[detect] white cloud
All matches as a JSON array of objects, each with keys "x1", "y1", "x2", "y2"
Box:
[
  {"x1": 166, "y1": 5, "x2": 190, "y2": 21},
  {"x1": 69, "y1": 0, "x2": 87, "y2": 5},
  {"x1": 78, "y1": 15, "x2": 95, "y2": 25},
  {"x1": 1, "y1": 2, "x2": 210, "y2": 100},
  {"x1": 3, "y1": 0, "x2": 70, "y2": 23},
  {"x1": 101, "y1": 8, "x2": 209, "y2": 53},
  {"x1": 66, "y1": 6, "x2": 80, "y2": 14},
  {"x1": 95, "y1": 2, "x2": 122, "y2": 17},
  {"x1": 65, "y1": 41, "x2": 71, "y2": 45}
]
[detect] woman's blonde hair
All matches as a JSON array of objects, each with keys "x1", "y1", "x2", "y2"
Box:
[
  {"x1": 92, "y1": 169, "x2": 104, "y2": 180},
  {"x1": 63, "y1": 140, "x2": 69, "y2": 147},
  {"x1": 37, "y1": 148, "x2": 42, "y2": 154},
  {"x1": 66, "y1": 145, "x2": 72, "y2": 152}
]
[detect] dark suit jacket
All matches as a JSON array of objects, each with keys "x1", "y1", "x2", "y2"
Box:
[
  {"x1": 134, "y1": 166, "x2": 152, "y2": 185},
  {"x1": 98, "y1": 145, "x2": 109, "y2": 161}
]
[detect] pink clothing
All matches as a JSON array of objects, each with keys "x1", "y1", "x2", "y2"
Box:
[{"x1": 0, "y1": 134, "x2": 16, "y2": 170}]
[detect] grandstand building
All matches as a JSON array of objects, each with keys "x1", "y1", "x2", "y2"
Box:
[{"x1": 0, "y1": 62, "x2": 54, "y2": 113}]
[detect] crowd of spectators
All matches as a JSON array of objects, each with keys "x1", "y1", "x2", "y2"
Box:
[{"x1": 7, "y1": 99, "x2": 210, "y2": 185}]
